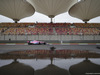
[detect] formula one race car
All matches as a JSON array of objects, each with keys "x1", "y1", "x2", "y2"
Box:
[{"x1": 27, "y1": 40, "x2": 46, "y2": 45}]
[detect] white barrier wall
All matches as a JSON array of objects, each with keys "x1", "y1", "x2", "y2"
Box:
[
  {"x1": 84, "y1": 35, "x2": 94, "y2": 40},
  {"x1": 5, "y1": 35, "x2": 16, "y2": 40},
  {"x1": 62, "y1": 35, "x2": 72, "y2": 40},
  {"x1": 28, "y1": 35, "x2": 39, "y2": 40},
  {"x1": 72, "y1": 35, "x2": 81, "y2": 40},
  {"x1": 16, "y1": 35, "x2": 26, "y2": 40},
  {"x1": 95, "y1": 35, "x2": 100, "y2": 40},
  {"x1": 0, "y1": 34, "x2": 100, "y2": 40},
  {"x1": 0, "y1": 35, "x2": 4, "y2": 40},
  {"x1": 38, "y1": 35, "x2": 50, "y2": 40}
]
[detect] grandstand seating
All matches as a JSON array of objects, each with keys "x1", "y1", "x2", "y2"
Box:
[
  {"x1": 0, "y1": 23, "x2": 100, "y2": 28},
  {"x1": 1, "y1": 23, "x2": 100, "y2": 35},
  {"x1": 3, "y1": 27, "x2": 53, "y2": 35},
  {"x1": 0, "y1": 23, "x2": 35, "y2": 27},
  {"x1": 55, "y1": 28, "x2": 100, "y2": 35},
  {"x1": 0, "y1": 28, "x2": 7, "y2": 33},
  {"x1": 73, "y1": 23, "x2": 100, "y2": 28},
  {"x1": 35, "y1": 23, "x2": 71, "y2": 27}
]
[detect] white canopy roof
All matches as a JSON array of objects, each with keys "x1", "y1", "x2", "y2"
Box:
[
  {"x1": 27, "y1": 0, "x2": 77, "y2": 18},
  {"x1": 69, "y1": 0, "x2": 100, "y2": 23},
  {"x1": 69, "y1": 59, "x2": 100, "y2": 75},
  {"x1": 0, "y1": 61, "x2": 34, "y2": 75},
  {"x1": 0, "y1": 0, "x2": 35, "y2": 22},
  {"x1": 35, "y1": 64, "x2": 70, "y2": 75}
]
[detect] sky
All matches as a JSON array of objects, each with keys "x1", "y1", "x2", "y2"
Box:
[{"x1": 0, "y1": 12, "x2": 100, "y2": 23}]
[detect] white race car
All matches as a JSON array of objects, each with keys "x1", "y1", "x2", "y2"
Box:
[{"x1": 27, "y1": 40, "x2": 46, "y2": 45}]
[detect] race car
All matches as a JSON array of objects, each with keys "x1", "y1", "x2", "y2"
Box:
[{"x1": 27, "y1": 40, "x2": 46, "y2": 45}]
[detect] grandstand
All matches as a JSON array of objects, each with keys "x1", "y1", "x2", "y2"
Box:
[
  {"x1": 0, "y1": 23, "x2": 100, "y2": 45},
  {"x1": 0, "y1": 23, "x2": 100, "y2": 41}
]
